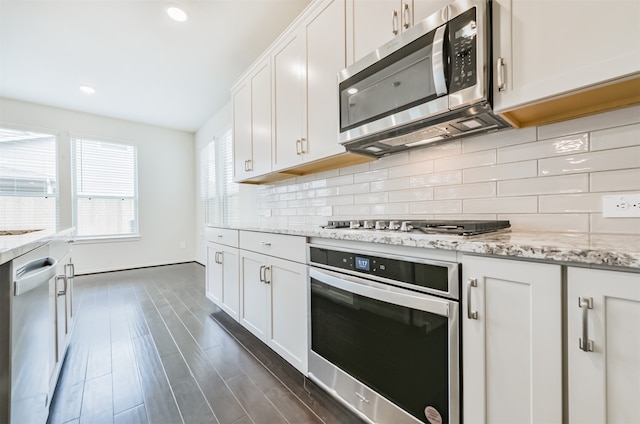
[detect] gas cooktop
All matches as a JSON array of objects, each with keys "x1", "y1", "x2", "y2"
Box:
[{"x1": 321, "y1": 219, "x2": 511, "y2": 236}]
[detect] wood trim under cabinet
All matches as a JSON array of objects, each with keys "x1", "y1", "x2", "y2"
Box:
[{"x1": 499, "y1": 75, "x2": 640, "y2": 128}]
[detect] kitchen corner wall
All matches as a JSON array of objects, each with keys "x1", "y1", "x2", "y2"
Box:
[{"x1": 250, "y1": 105, "x2": 640, "y2": 235}]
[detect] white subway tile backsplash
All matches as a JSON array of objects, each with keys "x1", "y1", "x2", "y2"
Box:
[
  {"x1": 539, "y1": 146, "x2": 640, "y2": 176},
  {"x1": 464, "y1": 196, "x2": 538, "y2": 214},
  {"x1": 498, "y1": 133, "x2": 588, "y2": 163},
  {"x1": 435, "y1": 182, "x2": 496, "y2": 199},
  {"x1": 434, "y1": 149, "x2": 496, "y2": 172},
  {"x1": 462, "y1": 127, "x2": 537, "y2": 153},
  {"x1": 354, "y1": 168, "x2": 389, "y2": 183},
  {"x1": 354, "y1": 192, "x2": 389, "y2": 205},
  {"x1": 371, "y1": 177, "x2": 412, "y2": 192},
  {"x1": 410, "y1": 200, "x2": 462, "y2": 214},
  {"x1": 537, "y1": 105, "x2": 640, "y2": 140},
  {"x1": 410, "y1": 171, "x2": 462, "y2": 187},
  {"x1": 498, "y1": 174, "x2": 589, "y2": 196},
  {"x1": 463, "y1": 161, "x2": 537, "y2": 183},
  {"x1": 591, "y1": 215, "x2": 640, "y2": 235},
  {"x1": 246, "y1": 107, "x2": 640, "y2": 235},
  {"x1": 338, "y1": 182, "x2": 370, "y2": 195},
  {"x1": 389, "y1": 188, "x2": 434, "y2": 202},
  {"x1": 590, "y1": 169, "x2": 640, "y2": 192},
  {"x1": 539, "y1": 193, "x2": 604, "y2": 213},
  {"x1": 499, "y1": 214, "x2": 590, "y2": 233},
  {"x1": 388, "y1": 159, "x2": 434, "y2": 178},
  {"x1": 590, "y1": 123, "x2": 640, "y2": 151}
]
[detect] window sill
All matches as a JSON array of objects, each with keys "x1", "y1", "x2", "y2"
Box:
[{"x1": 72, "y1": 235, "x2": 141, "y2": 245}]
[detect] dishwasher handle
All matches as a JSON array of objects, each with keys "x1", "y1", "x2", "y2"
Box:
[{"x1": 14, "y1": 257, "x2": 58, "y2": 296}]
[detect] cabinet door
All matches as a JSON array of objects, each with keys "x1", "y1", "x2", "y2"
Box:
[
  {"x1": 273, "y1": 29, "x2": 306, "y2": 170},
  {"x1": 250, "y1": 60, "x2": 272, "y2": 176},
  {"x1": 412, "y1": 0, "x2": 449, "y2": 24},
  {"x1": 352, "y1": 0, "x2": 401, "y2": 62},
  {"x1": 268, "y1": 256, "x2": 308, "y2": 374},
  {"x1": 305, "y1": 0, "x2": 347, "y2": 162},
  {"x1": 232, "y1": 82, "x2": 253, "y2": 181},
  {"x1": 462, "y1": 255, "x2": 562, "y2": 424},
  {"x1": 220, "y1": 245, "x2": 240, "y2": 321},
  {"x1": 567, "y1": 268, "x2": 640, "y2": 424},
  {"x1": 239, "y1": 250, "x2": 269, "y2": 340},
  {"x1": 206, "y1": 242, "x2": 223, "y2": 305},
  {"x1": 493, "y1": 0, "x2": 640, "y2": 113}
]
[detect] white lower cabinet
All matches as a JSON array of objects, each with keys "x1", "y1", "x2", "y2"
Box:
[
  {"x1": 205, "y1": 228, "x2": 240, "y2": 321},
  {"x1": 462, "y1": 254, "x2": 562, "y2": 424},
  {"x1": 567, "y1": 267, "x2": 640, "y2": 423},
  {"x1": 239, "y1": 232, "x2": 308, "y2": 374}
]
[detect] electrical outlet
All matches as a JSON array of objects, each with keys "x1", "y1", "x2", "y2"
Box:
[{"x1": 602, "y1": 194, "x2": 640, "y2": 218}]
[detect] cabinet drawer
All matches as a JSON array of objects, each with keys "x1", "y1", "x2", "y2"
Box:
[
  {"x1": 239, "y1": 231, "x2": 306, "y2": 263},
  {"x1": 205, "y1": 227, "x2": 239, "y2": 248}
]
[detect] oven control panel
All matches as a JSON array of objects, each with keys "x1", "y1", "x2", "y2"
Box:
[{"x1": 309, "y1": 246, "x2": 457, "y2": 295}]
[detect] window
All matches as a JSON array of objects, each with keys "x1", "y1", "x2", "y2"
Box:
[
  {"x1": 202, "y1": 128, "x2": 239, "y2": 226},
  {"x1": 72, "y1": 137, "x2": 138, "y2": 238},
  {"x1": 0, "y1": 128, "x2": 58, "y2": 230}
]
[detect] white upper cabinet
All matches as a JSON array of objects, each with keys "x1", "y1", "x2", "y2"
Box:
[
  {"x1": 273, "y1": 0, "x2": 347, "y2": 171},
  {"x1": 350, "y1": 0, "x2": 449, "y2": 62},
  {"x1": 493, "y1": 0, "x2": 640, "y2": 127},
  {"x1": 232, "y1": 58, "x2": 272, "y2": 183}
]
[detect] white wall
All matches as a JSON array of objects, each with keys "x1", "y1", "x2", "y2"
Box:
[{"x1": 1, "y1": 97, "x2": 197, "y2": 274}]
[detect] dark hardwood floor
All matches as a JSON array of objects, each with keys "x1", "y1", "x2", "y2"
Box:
[{"x1": 47, "y1": 263, "x2": 363, "y2": 424}]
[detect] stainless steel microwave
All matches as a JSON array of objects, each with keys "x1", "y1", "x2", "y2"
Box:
[{"x1": 338, "y1": 0, "x2": 510, "y2": 157}]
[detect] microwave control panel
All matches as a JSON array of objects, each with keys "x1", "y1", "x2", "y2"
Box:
[{"x1": 449, "y1": 7, "x2": 478, "y2": 93}]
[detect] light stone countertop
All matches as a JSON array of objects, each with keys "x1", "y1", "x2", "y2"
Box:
[
  {"x1": 0, "y1": 228, "x2": 74, "y2": 265},
  {"x1": 226, "y1": 225, "x2": 640, "y2": 270}
]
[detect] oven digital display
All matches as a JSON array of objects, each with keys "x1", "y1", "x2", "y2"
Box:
[{"x1": 355, "y1": 256, "x2": 370, "y2": 271}]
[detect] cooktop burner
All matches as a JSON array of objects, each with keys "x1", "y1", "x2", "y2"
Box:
[{"x1": 321, "y1": 219, "x2": 510, "y2": 236}]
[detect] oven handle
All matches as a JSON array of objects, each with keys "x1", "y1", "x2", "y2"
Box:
[{"x1": 309, "y1": 267, "x2": 453, "y2": 318}]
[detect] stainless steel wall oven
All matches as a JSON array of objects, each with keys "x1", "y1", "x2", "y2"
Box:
[{"x1": 307, "y1": 243, "x2": 460, "y2": 424}]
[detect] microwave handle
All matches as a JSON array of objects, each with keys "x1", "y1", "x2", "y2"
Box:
[{"x1": 432, "y1": 24, "x2": 448, "y2": 96}]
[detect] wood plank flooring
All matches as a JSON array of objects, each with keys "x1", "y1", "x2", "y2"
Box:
[{"x1": 47, "y1": 263, "x2": 363, "y2": 424}]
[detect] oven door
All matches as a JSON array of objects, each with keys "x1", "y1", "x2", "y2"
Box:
[{"x1": 308, "y1": 267, "x2": 459, "y2": 424}]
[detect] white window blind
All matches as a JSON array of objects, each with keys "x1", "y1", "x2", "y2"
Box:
[
  {"x1": 202, "y1": 128, "x2": 238, "y2": 226},
  {"x1": 72, "y1": 137, "x2": 138, "y2": 238},
  {"x1": 0, "y1": 128, "x2": 58, "y2": 230}
]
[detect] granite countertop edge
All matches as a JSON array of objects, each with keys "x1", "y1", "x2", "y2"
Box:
[
  {"x1": 0, "y1": 228, "x2": 74, "y2": 265},
  {"x1": 211, "y1": 225, "x2": 640, "y2": 270}
]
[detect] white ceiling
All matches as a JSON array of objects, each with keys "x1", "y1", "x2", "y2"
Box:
[{"x1": 0, "y1": 0, "x2": 313, "y2": 132}]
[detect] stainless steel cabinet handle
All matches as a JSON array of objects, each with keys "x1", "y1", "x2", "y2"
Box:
[
  {"x1": 392, "y1": 10, "x2": 399, "y2": 35},
  {"x1": 467, "y1": 278, "x2": 478, "y2": 320},
  {"x1": 259, "y1": 265, "x2": 266, "y2": 283},
  {"x1": 300, "y1": 137, "x2": 307, "y2": 154},
  {"x1": 296, "y1": 139, "x2": 302, "y2": 155},
  {"x1": 264, "y1": 266, "x2": 271, "y2": 284},
  {"x1": 259, "y1": 241, "x2": 271, "y2": 246},
  {"x1": 56, "y1": 275, "x2": 68, "y2": 296},
  {"x1": 66, "y1": 262, "x2": 75, "y2": 278},
  {"x1": 402, "y1": 2, "x2": 411, "y2": 29},
  {"x1": 215, "y1": 251, "x2": 223, "y2": 264},
  {"x1": 244, "y1": 159, "x2": 253, "y2": 172},
  {"x1": 497, "y1": 57, "x2": 506, "y2": 91},
  {"x1": 579, "y1": 297, "x2": 594, "y2": 352}
]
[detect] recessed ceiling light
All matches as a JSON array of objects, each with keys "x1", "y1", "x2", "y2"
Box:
[
  {"x1": 165, "y1": 4, "x2": 189, "y2": 22},
  {"x1": 79, "y1": 85, "x2": 96, "y2": 94}
]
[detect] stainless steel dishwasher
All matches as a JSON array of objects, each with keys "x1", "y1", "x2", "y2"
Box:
[{"x1": 5, "y1": 243, "x2": 58, "y2": 424}]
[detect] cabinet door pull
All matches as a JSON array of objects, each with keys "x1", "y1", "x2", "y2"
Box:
[
  {"x1": 300, "y1": 137, "x2": 307, "y2": 154},
  {"x1": 259, "y1": 265, "x2": 266, "y2": 283},
  {"x1": 56, "y1": 275, "x2": 68, "y2": 296},
  {"x1": 467, "y1": 278, "x2": 478, "y2": 320},
  {"x1": 392, "y1": 10, "x2": 399, "y2": 35},
  {"x1": 295, "y1": 139, "x2": 302, "y2": 155},
  {"x1": 65, "y1": 262, "x2": 75, "y2": 278},
  {"x1": 578, "y1": 296, "x2": 594, "y2": 352},
  {"x1": 497, "y1": 57, "x2": 506, "y2": 91},
  {"x1": 244, "y1": 159, "x2": 253, "y2": 172},
  {"x1": 264, "y1": 266, "x2": 272, "y2": 284},
  {"x1": 259, "y1": 241, "x2": 271, "y2": 246},
  {"x1": 402, "y1": 2, "x2": 411, "y2": 29},
  {"x1": 215, "y1": 251, "x2": 223, "y2": 264}
]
